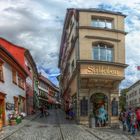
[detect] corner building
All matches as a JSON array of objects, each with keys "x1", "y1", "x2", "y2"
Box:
[{"x1": 58, "y1": 8, "x2": 128, "y2": 127}]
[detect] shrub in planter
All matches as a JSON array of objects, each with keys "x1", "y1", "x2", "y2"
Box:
[{"x1": 16, "y1": 116, "x2": 22, "y2": 124}]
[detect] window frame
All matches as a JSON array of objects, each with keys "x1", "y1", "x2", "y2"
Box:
[
  {"x1": 92, "y1": 42, "x2": 114, "y2": 62},
  {"x1": 91, "y1": 17, "x2": 113, "y2": 29},
  {"x1": 0, "y1": 62, "x2": 4, "y2": 82},
  {"x1": 12, "y1": 69, "x2": 17, "y2": 85}
]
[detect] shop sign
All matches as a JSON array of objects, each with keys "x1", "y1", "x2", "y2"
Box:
[
  {"x1": 6, "y1": 103, "x2": 15, "y2": 110},
  {"x1": 87, "y1": 65, "x2": 119, "y2": 75},
  {"x1": 81, "y1": 64, "x2": 124, "y2": 77}
]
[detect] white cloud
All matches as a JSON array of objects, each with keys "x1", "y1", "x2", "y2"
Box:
[{"x1": 0, "y1": 0, "x2": 140, "y2": 87}]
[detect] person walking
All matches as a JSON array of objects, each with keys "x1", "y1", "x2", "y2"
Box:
[
  {"x1": 130, "y1": 111, "x2": 137, "y2": 135},
  {"x1": 119, "y1": 109, "x2": 127, "y2": 131},
  {"x1": 136, "y1": 107, "x2": 140, "y2": 131},
  {"x1": 40, "y1": 106, "x2": 44, "y2": 118},
  {"x1": 126, "y1": 107, "x2": 132, "y2": 132}
]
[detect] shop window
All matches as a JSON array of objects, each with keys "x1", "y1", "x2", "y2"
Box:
[
  {"x1": 92, "y1": 43, "x2": 113, "y2": 62},
  {"x1": 80, "y1": 97, "x2": 88, "y2": 116},
  {"x1": 0, "y1": 63, "x2": 4, "y2": 82},
  {"x1": 91, "y1": 18, "x2": 113, "y2": 29},
  {"x1": 12, "y1": 69, "x2": 17, "y2": 84}
]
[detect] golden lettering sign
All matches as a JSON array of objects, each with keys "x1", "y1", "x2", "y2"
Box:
[{"x1": 87, "y1": 66, "x2": 118, "y2": 75}]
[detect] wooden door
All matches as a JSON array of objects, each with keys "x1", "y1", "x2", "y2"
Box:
[{"x1": 0, "y1": 97, "x2": 5, "y2": 126}]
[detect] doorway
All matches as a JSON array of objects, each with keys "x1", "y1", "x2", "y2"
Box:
[{"x1": 0, "y1": 98, "x2": 5, "y2": 126}]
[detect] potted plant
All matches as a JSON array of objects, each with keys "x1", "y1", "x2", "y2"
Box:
[
  {"x1": 8, "y1": 113, "x2": 17, "y2": 126},
  {"x1": 0, "y1": 106, "x2": 3, "y2": 130}
]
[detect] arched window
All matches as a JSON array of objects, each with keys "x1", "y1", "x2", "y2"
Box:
[{"x1": 92, "y1": 43, "x2": 113, "y2": 62}]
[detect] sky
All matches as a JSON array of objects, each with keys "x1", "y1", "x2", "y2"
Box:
[{"x1": 0, "y1": 0, "x2": 140, "y2": 88}]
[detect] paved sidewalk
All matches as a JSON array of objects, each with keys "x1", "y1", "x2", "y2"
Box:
[{"x1": 0, "y1": 113, "x2": 39, "y2": 140}]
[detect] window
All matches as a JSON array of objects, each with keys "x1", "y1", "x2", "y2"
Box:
[
  {"x1": 135, "y1": 91, "x2": 137, "y2": 96},
  {"x1": 18, "y1": 75, "x2": 25, "y2": 89},
  {"x1": 12, "y1": 69, "x2": 17, "y2": 84},
  {"x1": 0, "y1": 63, "x2": 4, "y2": 82},
  {"x1": 80, "y1": 97, "x2": 88, "y2": 116},
  {"x1": 91, "y1": 18, "x2": 112, "y2": 29},
  {"x1": 93, "y1": 43, "x2": 113, "y2": 62}
]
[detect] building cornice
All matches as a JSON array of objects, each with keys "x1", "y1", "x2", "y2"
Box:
[
  {"x1": 75, "y1": 8, "x2": 126, "y2": 17},
  {"x1": 76, "y1": 60, "x2": 128, "y2": 68},
  {"x1": 85, "y1": 35, "x2": 121, "y2": 42},
  {"x1": 79, "y1": 26, "x2": 127, "y2": 35}
]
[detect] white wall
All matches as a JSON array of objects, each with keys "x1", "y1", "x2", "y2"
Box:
[{"x1": 0, "y1": 60, "x2": 26, "y2": 121}]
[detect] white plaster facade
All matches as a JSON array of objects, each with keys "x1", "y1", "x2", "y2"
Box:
[
  {"x1": 0, "y1": 59, "x2": 26, "y2": 121},
  {"x1": 126, "y1": 80, "x2": 140, "y2": 108}
]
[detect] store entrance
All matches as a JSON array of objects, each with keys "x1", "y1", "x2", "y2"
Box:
[{"x1": 90, "y1": 93, "x2": 108, "y2": 127}]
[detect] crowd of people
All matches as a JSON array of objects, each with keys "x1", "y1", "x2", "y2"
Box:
[{"x1": 119, "y1": 107, "x2": 140, "y2": 135}]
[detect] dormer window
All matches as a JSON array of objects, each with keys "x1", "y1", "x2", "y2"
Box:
[{"x1": 91, "y1": 18, "x2": 113, "y2": 29}]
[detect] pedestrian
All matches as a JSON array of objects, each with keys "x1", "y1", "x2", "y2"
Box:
[
  {"x1": 69, "y1": 105, "x2": 75, "y2": 120},
  {"x1": 119, "y1": 109, "x2": 127, "y2": 131},
  {"x1": 126, "y1": 107, "x2": 132, "y2": 132},
  {"x1": 65, "y1": 101, "x2": 69, "y2": 119},
  {"x1": 136, "y1": 107, "x2": 140, "y2": 131},
  {"x1": 130, "y1": 112, "x2": 137, "y2": 135},
  {"x1": 40, "y1": 106, "x2": 44, "y2": 118},
  {"x1": 44, "y1": 106, "x2": 49, "y2": 117}
]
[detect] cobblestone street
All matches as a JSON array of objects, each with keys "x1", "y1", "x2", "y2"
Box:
[{"x1": 0, "y1": 109, "x2": 139, "y2": 140}]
